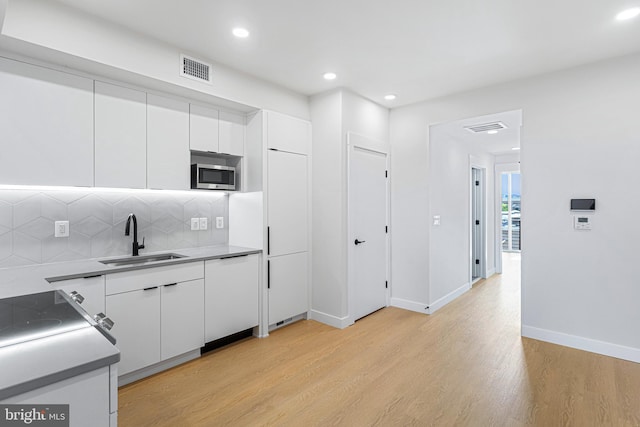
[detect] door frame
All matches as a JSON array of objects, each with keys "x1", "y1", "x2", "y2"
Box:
[
  {"x1": 469, "y1": 159, "x2": 487, "y2": 285},
  {"x1": 346, "y1": 132, "x2": 390, "y2": 325}
]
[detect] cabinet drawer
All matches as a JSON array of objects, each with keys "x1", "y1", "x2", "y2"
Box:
[{"x1": 106, "y1": 262, "x2": 204, "y2": 295}]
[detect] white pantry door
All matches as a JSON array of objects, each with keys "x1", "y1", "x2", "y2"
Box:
[{"x1": 349, "y1": 144, "x2": 388, "y2": 321}]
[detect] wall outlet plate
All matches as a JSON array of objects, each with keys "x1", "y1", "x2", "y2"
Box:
[
  {"x1": 216, "y1": 217, "x2": 224, "y2": 229},
  {"x1": 199, "y1": 217, "x2": 208, "y2": 230},
  {"x1": 190, "y1": 218, "x2": 200, "y2": 231},
  {"x1": 55, "y1": 221, "x2": 69, "y2": 237}
]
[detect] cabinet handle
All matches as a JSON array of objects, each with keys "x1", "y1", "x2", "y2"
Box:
[
  {"x1": 220, "y1": 254, "x2": 249, "y2": 260},
  {"x1": 164, "y1": 283, "x2": 178, "y2": 287},
  {"x1": 267, "y1": 260, "x2": 271, "y2": 289},
  {"x1": 83, "y1": 274, "x2": 102, "y2": 279},
  {"x1": 267, "y1": 226, "x2": 270, "y2": 255},
  {"x1": 143, "y1": 286, "x2": 158, "y2": 291}
]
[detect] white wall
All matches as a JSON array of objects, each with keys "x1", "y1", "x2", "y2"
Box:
[
  {"x1": 391, "y1": 52, "x2": 640, "y2": 361},
  {"x1": 309, "y1": 89, "x2": 389, "y2": 326},
  {"x1": 0, "y1": 0, "x2": 309, "y2": 119}
]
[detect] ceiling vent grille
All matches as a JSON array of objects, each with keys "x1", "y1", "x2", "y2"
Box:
[
  {"x1": 180, "y1": 54, "x2": 212, "y2": 84},
  {"x1": 464, "y1": 122, "x2": 507, "y2": 133}
]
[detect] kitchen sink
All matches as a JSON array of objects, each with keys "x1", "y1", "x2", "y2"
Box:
[{"x1": 99, "y1": 253, "x2": 186, "y2": 267}]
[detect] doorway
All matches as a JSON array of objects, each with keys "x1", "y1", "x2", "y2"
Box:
[
  {"x1": 348, "y1": 134, "x2": 389, "y2": 322},
  {"x1": 501, "y1": 172, "x2": 521, "y2": 252},
  {"x1": 471, "y1": 167, "x2": 485, "y2": 283}
]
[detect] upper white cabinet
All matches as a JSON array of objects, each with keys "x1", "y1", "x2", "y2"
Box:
[
  {"x1": 189, "y1": 104, "x2": 219, "y2": 153},
  {"x1": 147, "y1": 94, "x2": 190, "y2": 190},
  {"x1": 219, "y1": 110, "x2": 245, "y2": 156},
  {"x1": 94, "y1": 81, "x2": 147, "y2": 189},
  {"x1": 0, "y1": 57, "x2": 94, "y2": 186},
  {"x1": 266, "y1": 111, "x2": 310, "y2": 155}
]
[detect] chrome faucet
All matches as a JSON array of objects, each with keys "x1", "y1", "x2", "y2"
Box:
[{"x1": 124, "y1": 213, "x2": 145, "y2": 256}]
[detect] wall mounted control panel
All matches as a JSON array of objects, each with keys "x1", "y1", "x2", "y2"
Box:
[{"x1": 574, "y1": 215, "x2": 592, "y2": 230}]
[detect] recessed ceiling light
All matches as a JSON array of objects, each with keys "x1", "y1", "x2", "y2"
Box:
[
  {"x1": 487, "y1": 130, "x2": 499, "y2": 135},
  {"x1": 232, "y1": 28, "x2": 250, "y2": 38},
  {"x1": 616, "y1": 7, "x2": 640, "y2": 21},
  {"x1": 384, "y1": 94, "x2": 397, "y2": 101},
  {"x1": 323, "y1": 72, "x2": 337, "y2": 80},
  {"x1": 512, "y1": 147, "x2": 521, "y2": 151}
]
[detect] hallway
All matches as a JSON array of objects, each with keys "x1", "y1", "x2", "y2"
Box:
[{"x1": 118, "y1": 254, "x2": 640, "y2": 426}]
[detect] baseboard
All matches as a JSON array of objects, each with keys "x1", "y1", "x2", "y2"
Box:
[
  {"x1": 485, "y1": 268, "x2": 496, "y2": 278},
  {"x1": 390, "y1": 297, "x2": 429, "y2": 314},
  {"x1": 522, "y1": 325, "x2": 640, "y2": 363},
  {"x1": 309, "y1": 309, "x2": 352, "y2": 329},
  {"x1": 118, "y1": 349, "x2": 200, "y2": 386},
  {"x1": 427, "y1": 282, "x2": 471, "y2": 314}
]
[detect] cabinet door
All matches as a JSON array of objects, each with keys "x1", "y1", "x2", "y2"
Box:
[
  {"x1": 267, "y1": 150, "x2": 308, "y2": 256},
  {"x1": 53, "y1": 275, "x2": 105, "y2": 316},
  {"x1": 106, "y1": 288, "x2": 160, "y2": 375},
  {"x1": 205, "y1": 254, "x2": 259, "y2": 342},
  {"x1": 266, "y1": 111, "x2": 310, "y2": 155},
  {"x1": 147, "y1": 94, "x2": 190, "y2": 190},
  {"x1": 219, "y1": 110, "x2": 245, "y2": 156},
  {"x1": 95, "y1": 81, "x2": 147, "y2": 189},
  {"x1": 0, "y1": 57, "x2": 94, "y2": 186},
  {"x1": 190, "y1": 104, "x2": 219, "y2": 152},
  {"x1": 268, "y1": 252, "x2": 308, "y2": 324},
  {"x1": 161, "y1": 279, "x2": 204, "y2": 360}
]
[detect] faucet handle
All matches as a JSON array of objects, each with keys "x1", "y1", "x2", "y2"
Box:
[{"x1": 139, "y1": 237, "x2": 145, "y2": 250}]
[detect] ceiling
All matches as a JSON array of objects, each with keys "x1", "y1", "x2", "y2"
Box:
[{"x1": 53, "y1": 0, "x2": 640, "y2": 108}]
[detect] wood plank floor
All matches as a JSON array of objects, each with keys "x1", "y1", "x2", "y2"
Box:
[{"x1": 118, "y1": 253, "x2": 640, "y2": 426}]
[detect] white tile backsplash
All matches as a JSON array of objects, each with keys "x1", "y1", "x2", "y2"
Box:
[{"x1": 0, "y1": 188, "x2": 229, "y2": 268}]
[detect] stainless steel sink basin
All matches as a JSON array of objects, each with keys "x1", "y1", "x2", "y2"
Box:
[{"x1": 99, "y1": 253, "x2": 186, "y2": 267}]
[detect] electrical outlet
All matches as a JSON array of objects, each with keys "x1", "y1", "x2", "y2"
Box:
[
  {"x1": 216, "y1": 217, "x2": 224, "y2": 229},
  {"x1": 190, "y1": 218, "x2": 200, "y2": 231},
  {"x1": 55, "y1": 221, "x2": 69, "y2": 237},
  {"x1": 199, "y1": 217, "x2": 208, "y2": 230}
]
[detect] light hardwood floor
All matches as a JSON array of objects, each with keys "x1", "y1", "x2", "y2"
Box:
[{"x1": 118, "y1": 253, "x2": 640, "y2": 426}]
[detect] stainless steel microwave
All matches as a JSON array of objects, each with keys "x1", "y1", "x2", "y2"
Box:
[{"x1": 191, "y1": 164, "x2": 236, "y2": 190}]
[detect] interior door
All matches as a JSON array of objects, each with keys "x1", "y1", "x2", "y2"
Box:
[
  {"x1": 472, "y1": 167, "x2": 482, "y2": 280},
  {"x1": 350, "y1": 145, "x2": 388, "y2": 321}
]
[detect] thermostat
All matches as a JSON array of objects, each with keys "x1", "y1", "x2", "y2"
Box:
[{"x1": 574, "y1": 215, "x2": 592, "y2": 230}]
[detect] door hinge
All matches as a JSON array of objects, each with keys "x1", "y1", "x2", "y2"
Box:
[
  {"x1": 475, "y1": 180, "x2": 480, "y2": 186},
  {"x1": 475, "y1": 259, "x2": 480, "y2": 265},
  {"x1": 385, "y1": 170, "x2": 388, "y2": 178},
  {"x1": 385, "y1": 280, "x2": 388, "y2": 289},
  {"x1": 475, "y1": 220, "x2": 480, "y2": 225},
  {"x1": 385, "y1": 225, "x2": 388, "y2": 233}
]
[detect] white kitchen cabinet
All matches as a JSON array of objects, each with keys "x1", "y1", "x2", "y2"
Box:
[
  {"x1": 266, "y1": 110, "x2": 310, "y2": 155},
  {"x1": 94, "y1": 81, "x2": 147, "y2": 189},
  {"x1": 0, "y1": 57, "x2": 94, "y2": 186},
  {"x1": 190, "y1": 104, "x2": 219, "y2": 152},
  {"x1": 2, "y1": 367, "x2": 113, "y2": 427},
  {"x1": 161, "y1": 279, "x2": 204, "y2": 360},
  {"x1": 267, "y1": 150, "x2": 309, "y2": 256},
  {"x1": 268, "y1": 252, "x2": 308, "y2": 324},
  {"x1": 219, "y1": 110, "x2": 245, "y2": 156},
  {"x1": 52, "y1": 275, "x2": 105, "y2": 317},
  {"x1": 204, "y1": 254, "x2": 259, "y2": 342},
  {"x1": 147, "y1": 94, "x2": 190, "y2": 190},
  {"x1": 106, "y1": 287, "x2": 161, "y2": 376}
]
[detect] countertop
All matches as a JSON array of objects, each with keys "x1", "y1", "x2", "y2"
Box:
[{"x1": 0, "y1": 244, "x2": 261, "y2": 401}]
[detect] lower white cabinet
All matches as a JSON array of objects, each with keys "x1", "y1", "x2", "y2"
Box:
[
  {"x1": 52, "y1": 275, "x2": 106, "y2": 318},
  {"x1": 268, "y1": 252, "x2": 308, "y2": 325},
  {"x1": 106, "y1": 287, "x2": 161, "y2": 376},
  {"x1": 161, "y1": 279, "x2": 205, "y2": 360},
  {"x1": 205, "y1": 254, "x2": 259, "y2": 342}
]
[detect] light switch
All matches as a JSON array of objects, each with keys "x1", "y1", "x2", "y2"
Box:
[
  {"x1": 190, "y1": 218, "x2": 200, "y2": 231},
  {"x1": 55, "y1": 221, "x2": 69, "y2": 237},
  {"x1": 216, "y1": 217, "x2": 224, "y2": 229},
  {"x1": 199, "y1": 217, "x2": 208, "y2": 230}
]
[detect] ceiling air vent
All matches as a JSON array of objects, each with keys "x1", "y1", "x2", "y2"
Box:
[
  {"x1": 464, "y1": 122, "x2": 507, "y2": 133},
  {"x1": 180, "y1": 54, "x2": 212, "y2": 84}
]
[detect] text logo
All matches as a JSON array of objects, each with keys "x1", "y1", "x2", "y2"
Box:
[{"x1": 0, "y1": 405, "x2": 69, "y2": 426}]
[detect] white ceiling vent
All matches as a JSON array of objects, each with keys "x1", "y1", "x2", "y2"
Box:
[
  {"x1": 464, "y1": 122, "x2": 507, "y2": 133},
  {"x1": 180, "y1": 54, "x2": 212, "y2": 84}
]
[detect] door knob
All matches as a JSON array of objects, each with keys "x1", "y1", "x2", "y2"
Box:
[{"x1": 354, "y1": 239, "x2": 366, "y2": 245}]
